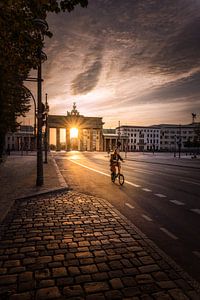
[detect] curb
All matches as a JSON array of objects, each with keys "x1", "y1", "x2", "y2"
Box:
[
  {"x1": 1, "y1": 189, "x2": 199, "y2": 296},
  {"x1": 14, "y1": 186, "x2": 69, "y2": 201},
  {"x1": 99, "y1": 194, "x2": 200, "y2": 294},
  {"x1": 51, "y1": 153, "x2": 69, "y2": 188}
]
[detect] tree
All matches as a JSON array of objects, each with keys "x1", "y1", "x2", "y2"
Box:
[
  {"x1": 194, "y1": 122, "x2": 200, "y2": 140},
  {"x1": 0, "y1": 0, "x2": 88, "y2": 158}
]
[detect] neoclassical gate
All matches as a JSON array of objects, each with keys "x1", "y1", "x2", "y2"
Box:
[{"x1": 48, "y1": 103, "x2": 104, "y2": 151}]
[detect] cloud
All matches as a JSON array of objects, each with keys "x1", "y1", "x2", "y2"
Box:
[
  {"x1": 43, "y1": 0, "x2": 200, "y2": 126},
  {"x1": 71, "y1": 44, "x2": 103, "y2": 95},
  {"x1": 133, "y1": 71, "x2": 200, "y2": 105}
]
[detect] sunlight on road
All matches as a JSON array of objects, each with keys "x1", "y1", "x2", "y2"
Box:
[{"x1": 70, "y1": 152, "x2": 80, "y2": 160}]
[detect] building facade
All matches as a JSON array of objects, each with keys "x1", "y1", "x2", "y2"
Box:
[
  {"x1": 103, "y1": 129, "x2": 128, "y2": 152},
  {"x1": 116, "y1": 126, "x2": 160, "y2": 151},
  {"x1": 48, "y1": 103, "x2": 104, "y2": 151},
  {"x1": 159, "y1": 123, "x2": 198, "y2": 152},
  {"x1": 115, "y1": 123, "x2": 199, "y2": 152},
  {"x1": 5, "y1": 125, "x2": 35, "y2": 152}
]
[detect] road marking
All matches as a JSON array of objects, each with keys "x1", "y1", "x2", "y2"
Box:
[
  {"x1": 125, "y1": 181, "x2": 141, "y2": 187},
  {"x1": 180, "y1": 179, "x2": 200, "y2": 186},
  {"x1": 154, "y1": 194, "x2": 166, "y2": 198},
  {"x1": 190, "y1": 209, "x2": 200, "y2": 215},
  {"x1": 68, "y1": 159, "x2": 110, "y2": 177},
  {"x1": 160, "y1": 227, "x2": 178, "y2": 240},
  {"x1": 142, "y1": 188, "x2": 152, "y2": 192},
  {"x1": 169, "y1": 200, "x2": 185, "y2": 206},
  {"x1": 68, "y1": 159, "x2": 141, "y2": 187},
  {"x1": 142, "y1": 214, "x2": 152, "y2": 221},
  {"x1": 125, "y1": 203, "x2": 134, "y2": 209},
  {"x1": 193, "y1": 251, "x2": 200, "y2": 259}
]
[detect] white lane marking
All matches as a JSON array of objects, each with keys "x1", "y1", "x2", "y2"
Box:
[
  {"x1": 142, "y1": 188, "x2": 152, "y2": 192},
  {"x1": 180, "y1": 179, "x2": 200, "y2": 186},
  {"x1": 155, "y1": 194, "x2": 166, "y2": 198},
  {"x1": 125, "y1": 181, "x2": 141, "y2": 187},
  {"x1": 125, "y1": 203, "x2": 134, "y2": 209},
  {"x1": 170, "y1": 200, "x2": 185, "y2": 206},
  {"x1": 160, "y1": 227, "x2": 178, "y2": 240},
  {"x1": 142, "y1": 214, "x2": 152, "y2": 221},
  {"x1": 190, "y1": 209, "x2": 200, "y2": 215},
  {"x1": 68, "y1": 159, "x2": 109, "y2": 177},
  {"x1": 193, "y1": 251, "x2": 200, "y2": 259},
  {"x1": 68, "y1": 159, "x2": 141, "y2": 187}
]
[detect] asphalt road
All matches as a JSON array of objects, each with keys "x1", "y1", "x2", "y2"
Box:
[{"x1": 54, "y1": 151, "x2": 200, "y2": 282}]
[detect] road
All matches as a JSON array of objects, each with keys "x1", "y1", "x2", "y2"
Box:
[{"x1": 53, "y1": 151, "x2": 200, "y2": 282}]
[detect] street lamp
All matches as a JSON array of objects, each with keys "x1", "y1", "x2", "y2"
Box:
[
  {"x1": 44, "y1": 93, "x2": 49, "y2": 164},
  {"x1": 33, "y1": 18, "x2": 48, "y2": 186},
  {"x1": 176, "y1": 125, "x2": 182, "y2": 159},
  {"x1": 174, "y1": 135, "x2": 177, "y2": 157},
  {"x1": 22, "y1": 86, "x2": 37, "y2": 139},
  {"x1": 117, "y1": 120, "x2": 121, "y2": 145}
]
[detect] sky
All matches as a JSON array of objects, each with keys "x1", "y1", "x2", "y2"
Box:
[{"x1": 29, "y1": 0, "x2": 200, "y2": 128}]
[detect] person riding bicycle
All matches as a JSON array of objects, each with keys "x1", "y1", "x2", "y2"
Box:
[{"x1": 110, "y1": 141, "x2": 123, "y2": 176}]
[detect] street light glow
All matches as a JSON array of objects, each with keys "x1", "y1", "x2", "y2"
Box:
[{"x1": 70, "y1": 127, "x2": 78, "y2": 139}]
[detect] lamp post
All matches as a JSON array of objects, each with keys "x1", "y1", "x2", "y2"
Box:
[
  {"x1": 174, "y1": 135, "x2": 177, "y2": 157},
  {"x1": 178, "y1": 125, "x2": 181, "y2": 159},
  {"x1": 44, "y1": 93, "x2": 49, "y2": 164},
  {"x1": 22, "y1": 86, "x2": 37, "y2": 139},
  {"x1": 117, "y1": 120, "x2": 121, "y2": 149},
  {"x1": 33, "y1": 18, "x2": 48, "y2": 186}
]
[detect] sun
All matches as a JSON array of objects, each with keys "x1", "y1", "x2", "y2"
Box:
[{"x1": 70, "y1": 127, "x2": 78, "y2": 138}]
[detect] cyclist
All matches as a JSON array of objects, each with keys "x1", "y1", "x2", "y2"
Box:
[{"x1": 110, "y1": 141, "x2": 123, "y2": 176}]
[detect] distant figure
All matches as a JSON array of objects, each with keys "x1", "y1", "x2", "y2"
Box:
[
  {"x1": 107, "y1": 147, "x2": 111, "y2": 157},
  {"x1": 6, "y1": 145, "x2": 10, "y2": 156},
  {"x1": 110, "y1": 141, "x2": 123, "y2": 175}
]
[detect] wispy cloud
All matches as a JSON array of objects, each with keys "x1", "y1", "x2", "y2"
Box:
[{"x1": 43, "y1": 0, "x2": 200, "y2": 126}]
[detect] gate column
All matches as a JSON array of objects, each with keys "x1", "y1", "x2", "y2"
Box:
[{"x1": 56, "y1": 128, "x2": 60, "y2": 150}]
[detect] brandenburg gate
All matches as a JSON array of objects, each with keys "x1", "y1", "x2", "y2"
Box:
[{"x1": 48, "y1": 103, "x2": 104, "y2": 151}]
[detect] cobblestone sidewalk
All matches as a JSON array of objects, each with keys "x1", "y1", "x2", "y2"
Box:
[
  {"x1": 0, "y1": 154, "x2": 67, "y2": 223},
  {"x1": 0, "y1": 191, "x2": 199, "y2": 300}
]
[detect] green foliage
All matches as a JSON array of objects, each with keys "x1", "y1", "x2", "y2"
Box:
[{"x1": 0, "y1": 0, "x2": 88, "y2": 156}]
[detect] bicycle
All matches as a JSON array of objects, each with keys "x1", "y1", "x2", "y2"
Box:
[{"x1": 111, "y1": 162, "x2": 125, "y2": 185}]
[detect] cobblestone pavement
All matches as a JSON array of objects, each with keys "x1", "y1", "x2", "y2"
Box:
[
  {"x1": 0, "y1": 154, "x2": 67, "y2": 223},
  {"x1": 0, "y1": 191, "x2": 199, "y2": 300}
]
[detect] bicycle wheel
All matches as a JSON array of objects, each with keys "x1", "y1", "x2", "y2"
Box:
[{"x1": 118, "y1": 174, "x2": 124, "y2": 185}]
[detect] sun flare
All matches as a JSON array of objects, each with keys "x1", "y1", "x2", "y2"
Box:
[{"x1": 70, "y1": 127, "x2": 78, "y2": 139}]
